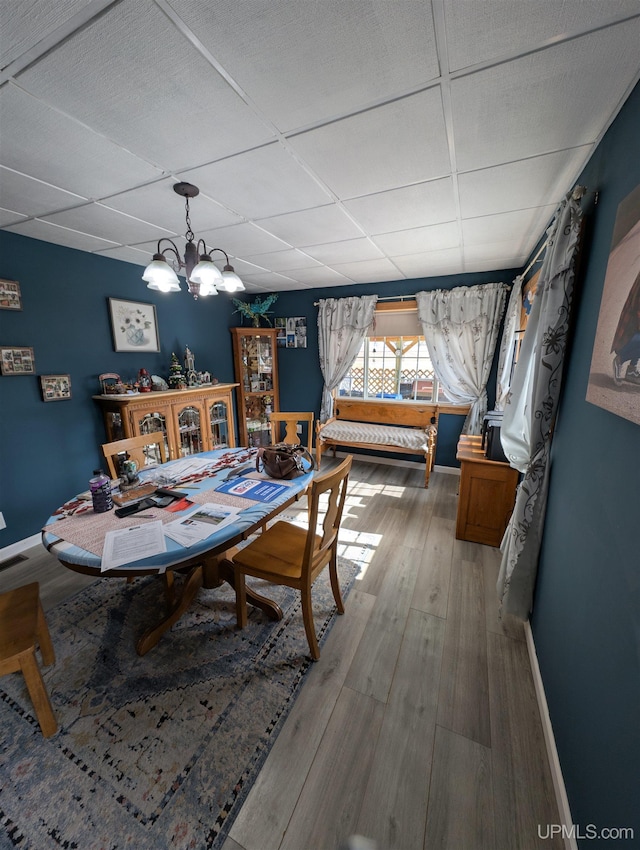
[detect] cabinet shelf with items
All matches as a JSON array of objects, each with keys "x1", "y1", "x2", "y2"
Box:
[
  {"x1": 94, "y1": 384, "x2": 238, "y2": 463},
  {"x1": 230, "y1": 328, "x2": 280, "y2": 447}
]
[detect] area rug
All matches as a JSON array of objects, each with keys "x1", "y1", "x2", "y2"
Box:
[{"x1": 0, "y1": 556, "x2": 361, "y2": 850}]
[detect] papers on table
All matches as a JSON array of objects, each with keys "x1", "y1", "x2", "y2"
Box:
[
  {"x1": 163, "y1": 503, "x2": 242, "y2": 548},
  {"x1": 101, "y1": 521, "x2": 166, "y2": 571},
  {"x1": 215, "y1": 476, "x2": 291, "y2": 502}
]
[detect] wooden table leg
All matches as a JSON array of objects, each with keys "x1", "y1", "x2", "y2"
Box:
[{"x1": 135, "y1": 565, "x2": 203, "y2": 656}]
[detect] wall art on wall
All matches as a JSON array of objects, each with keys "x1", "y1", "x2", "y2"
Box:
[
  {"x1": 276, "y1": 316, "x2": 307, "y2": 348},
  {"x1": 0, "y1": 279, "x2": 22, "y2": 310},
  {"x1": 108, "y1": 298, "x2": 160, "y2": 353},
  {"x1": 586, "y1": 184, "x2": 640, "y2": 426},
  {"x1": 41, "y1": 374, "x2": 72, "y2": 401},
  {"x1": 0, "y1": 346, "x2": 35, "y2": 375}
]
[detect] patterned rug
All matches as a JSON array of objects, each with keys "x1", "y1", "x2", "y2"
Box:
[{"x1": 0, "y1": 556, "x2": 361, "y2": 849}]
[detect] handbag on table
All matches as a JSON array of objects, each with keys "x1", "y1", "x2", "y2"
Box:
[{"x1": 256, "y1": 443, "x2": 315, "y2": 479}]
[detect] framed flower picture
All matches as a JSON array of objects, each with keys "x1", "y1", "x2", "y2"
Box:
[{"x1": 108, "y1": 298, "x2": 160, "y2": 353}]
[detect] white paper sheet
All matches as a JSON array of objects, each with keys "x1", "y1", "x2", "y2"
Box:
[
  {"x1": 163, "y1": 502, "x2": 242, "y2": 548},
  {"x1": 101, "y1": 520, "x2": 167, "y2": 571}
]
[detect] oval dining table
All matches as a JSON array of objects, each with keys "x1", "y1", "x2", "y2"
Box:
[{"x1": 42, "y1": 447, "x2": 313, "y2": 656}]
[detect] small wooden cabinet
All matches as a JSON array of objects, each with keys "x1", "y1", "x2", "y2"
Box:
[
  {"x1": 455, "y1": 434, "x2": 519, "y2": 547},
  {"x1": 94, "y1": 384, "x2": 238, "y2": 461},
  {"x1": 230, "y1": 327, "x2": 280, "y2": 447}
]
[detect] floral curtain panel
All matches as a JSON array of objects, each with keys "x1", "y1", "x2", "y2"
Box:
[
  {"x1": 317, "y1": 295, "x2": 378, "y2": 422},
  {"x1": 495, "y1": 276, "x2": 523, "y2": 411},
  {"x1": 497, "y1": 188, "x2": 585, "y2": 619},
  {"x1": 416, "y1": 282, "x2": 509, "y2": 433}
]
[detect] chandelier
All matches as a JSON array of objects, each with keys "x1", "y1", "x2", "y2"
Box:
[{"x1": 142, "y1": 182, "x2": 244, "y2": 299}]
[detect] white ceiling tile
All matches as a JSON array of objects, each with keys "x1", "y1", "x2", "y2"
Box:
[
  {"x1": 178, "y1": 143, "x2": 332, "y2": 220},
  {"x1": 101, "y1": 179, "x2": 242, "y2": 233},
  {"x1": 5, "y1": 218, "x2": 118, "y2": 251},
  {"x1": 195, "y1": 222, "x2": 291, "y2": 257},
  {"x1": 258, "y1": 206, "x2": 364, "y2": 247},
  {"x1": 372, "y1": 222, "x2": 460, "y2": 256},
  {"x1": 168, "y1": 0, "x2": 439, "y2": 132},
  {"x1": 234, "y1": 271, "x2": 297, "y2": 290},
  {"x1": 344, "y1": 179, "x2": 457, "y2": 235},
  {"x1": 391, "y1": 249, "x2": 464, "y2": 278},
  {"x1": 42, "y1": 203, "x2": 174, "y2": 245},
  {"x1": 329, "y1": 258, "x2": 401, "y2": 283},
  {"x1": 452, "y1": 21, "x2": 640, "y2": 172},
  {"x1": 462, "y1": 206, "x2": 557, "y2": 257},
  {"x1": 93, "y1": 245, "x2": 151, "y2": 265},
  {"x1": 277, "y1": 266, "x2": 353, "y2": 287},
  {"x1": 0, "y1": 167, "x2": 88, "y2": 217},
  {"x1": 242, "y1": 250, "x2": 322, "y2": 272},
  {"x1": 288, "y1": 89, "x2": 450, "y2": 199},
  {"x1": 445, "y1": 0, "x2": 640, "y2": 71},
  {"x1": 0, "y1": 207, "x2": 28, "y2": 227},
  {"x1": 0, "y1": 84, "x2": 163, "y2": 197},
  {"x1": 0, "y1": 0, "x2": 95, "y2": 68},
  {"x1": 458, "y1": 147, "x2": 593, "y2": 218},
  {"x1": 303, "y1": 238, "x2": 384, "y2": 265},
  {"x1": 16, "y1": 0, "x2": 275, "y2": 171}
]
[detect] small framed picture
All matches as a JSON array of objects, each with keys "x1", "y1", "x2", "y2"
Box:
[
  {"x1": 0, "y1": 279, "x2": 22, "y2": 311},
  {"x1": 108, "y1": 298, "x2": 160, "y2": 353},
  {"x1": 0, "y1": 346, "x2": 35, "y2": 375},
  {"x1": 40, "y1": 374, "x2": 72, "y2": 401}
]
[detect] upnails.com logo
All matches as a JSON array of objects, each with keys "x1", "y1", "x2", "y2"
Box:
[{"x1": 539, "y1": 824, "x2": 635, "y2": 841}]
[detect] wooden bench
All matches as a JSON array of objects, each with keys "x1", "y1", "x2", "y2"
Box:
[{"x1": 316, "y1": 398, "x2": 439, "y2": 487}]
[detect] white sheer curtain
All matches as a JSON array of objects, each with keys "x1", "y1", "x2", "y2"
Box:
[
  {"x1": 416, "y1": 283, "x2": 509, "y2": 433},
  {"x1": 495, "y1": 277, "x2": 523, "y2": 411},
  {"x1": 497, "y1": 188, "x2": 585, "y2": 619},
  {"x1": 317, "y1": 295, "x2": 378, "y2": 422}
]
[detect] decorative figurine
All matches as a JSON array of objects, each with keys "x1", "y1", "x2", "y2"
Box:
[
  {"x1": 168, "y1": 352, "x2": 187, "y2": 390},
  {"x1": 137, "y1": 368, "x2": 152, "y2": 392},
  {"x1": 232, "y1": 293, "x2": 278, "y2": 327},
  {"x1": 184, "y1": 346, "x2": 198, "y2": 387}
]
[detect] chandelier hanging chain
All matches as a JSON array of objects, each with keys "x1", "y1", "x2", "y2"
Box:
[{"x1": 184, "y1": 196, "x2": 195, "y2": 244}]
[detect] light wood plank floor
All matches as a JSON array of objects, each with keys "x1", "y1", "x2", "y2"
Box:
[{"x1": 0, "y1": 459, "x2": 562, "y2": 850}]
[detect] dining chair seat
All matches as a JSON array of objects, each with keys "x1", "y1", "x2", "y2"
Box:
[
  {"x1": 231, "y1": 455, "x2": 352, "y2": 660},
  {"x1": 0, "y1": 582, "x2": 57, "y2": 737}
]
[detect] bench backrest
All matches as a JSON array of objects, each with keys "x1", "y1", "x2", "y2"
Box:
[{"x1": 334, "y1": 398, "x2": 439, "y2": 428}]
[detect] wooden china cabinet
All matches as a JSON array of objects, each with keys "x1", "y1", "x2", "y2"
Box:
[
  {"x1": 94, "y1": 383, "x2": 238, "y2": 461},
  {"x1": 230, "y1": 327, "x2": 280, "y2": 447}
]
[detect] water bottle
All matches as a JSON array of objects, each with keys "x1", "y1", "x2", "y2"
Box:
[{"x1": 90, "y1": 469, "x2": 113, "y2": 513}]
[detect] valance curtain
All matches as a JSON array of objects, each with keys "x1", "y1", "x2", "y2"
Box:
[
  {"x1": 497, "y1": 188, "x2": 585, "y2": 619},
  {"x1": 416, "y1": 283, "x2": 509, "y2": 433},
  {"x1": 495, "y1": 277, "x2": 523, "y2": 411},
  {"x1": 317, "y1": 295, "x2": 378, "y2": 422}
]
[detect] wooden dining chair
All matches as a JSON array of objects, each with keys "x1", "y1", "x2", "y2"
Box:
[
  {"x1": 231, "y1": 454, "x2": 353, "y2": 660},
  {"x1": 269, "y1": 411, "x2": 314, "y2": 453},
  {"x1": 0, "y1": 582, "x2": 57, "y2": 737},
  {"x1": 101, "y1": 432, "x2": 167, "y2": 478}
]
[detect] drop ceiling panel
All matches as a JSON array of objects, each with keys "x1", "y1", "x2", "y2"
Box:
[
  {"x1": 195, "y1": 223, "x2": 291, "y2": 257},
  {"x1": 344, "y1": 179, "x2": 457, "y2": 235},
  {"x1": 461, "y1": 206, "x2": 557, "y2": 257},
  {"x1": 278, "y1": 266, "x2": 353, "y2": 287},
  {"x1": 444, "y1": 0, "x2": 640, "y2": 72},
  {"x1": 93, "y1": 245, "x2": 151, "y2": 265},
  {"x1": 258, "y1": 206, "x2": 364, "y2": 247},
  {"x1": 0, "y1": 167, "x2": 88, "y2": 217},
  {"x1": 242, "y1": 250, "x2": 322, "y2": 273},
  {"x1": 329, "y1": 258, "x2": 401, "y2": 283},
  {"x1": 391, "y1": 249, "x2": 464, "y2": 279},
  {"x1": 303, "y1": 239, "x2": 384, "y2": 265},
  {"x1": 101, "y1": 180, "x2": 242, "y2": 233},
  {"x1": 168, "y1": 0, "x2": 439, "y2": 132},
  {"x1": 452, "y1": 21, "x2": 640, "y2": 172},
  {"x1": 372, "y1": 222, "x2": 460, "y2": 256},
  {"x1": 16, "y1": 0, "x2": 276, "y2": 171},
  {"x1": 458, "y1": 147, "x2": 592, "y2": 219},
  {"x1": 0, "y1": 0, "x2": 96, "y2": 68},
  {"x1": 177, "y1": 143, "x2": 332, "y2": 220},
  {"x1": 0, "y1": 84, "x2": 163, "y2": 197},
  {"x1": 5, "y1": 218, "x2": 118, "y2": 251},
  {"x1": 41, "y1": 203, "x2": 174, "y2": 245},
  {"x1": 288, "y1": 89, "x2": 450, "y2": 200},
  {"x1": 0, "y1": 208, "x2": 27, "y2": 227}
]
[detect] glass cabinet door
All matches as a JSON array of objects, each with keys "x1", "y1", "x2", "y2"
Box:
[
  {"x1": 245, "y1": 394, "x2": 274, "y2": 447},
  {"x1": 240, "y1": 334, "x2": 274, "y2": 392},
  {"x1": 209, "y1": 400, "x2": 229, "y2": 448},
  {"x1": 176, "y1": 405, "x2": 203, "y2": 456},
  {"x1": 105, "y1": 411, "x2": 124, "y2": 441},
  {"x1": 137, "y1": 412, "x2": 169, "y2": 464}
]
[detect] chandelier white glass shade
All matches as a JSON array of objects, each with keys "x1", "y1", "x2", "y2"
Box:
[{"x1": 142, "y1": 182, "x2": 245, "y2": 299}]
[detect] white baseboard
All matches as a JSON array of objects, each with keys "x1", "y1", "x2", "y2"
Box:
[
  {"x1": 0, "y1": 533, "x2": 42, "y2": 563},
  {"x1": 323, "y1": 449, "x2": 460, "y2": 476},
  {"x1": 524, "y1": 621, "x2": 577, "y2": 850}
]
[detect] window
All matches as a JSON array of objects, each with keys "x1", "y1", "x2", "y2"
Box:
[{"x1": 339, "y1": 335, "x2": 450, "y2": 402}]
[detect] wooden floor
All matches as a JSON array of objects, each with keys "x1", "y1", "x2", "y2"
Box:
[{"x1": 0, "y1": 459, "x2": 562, "y2": 850}]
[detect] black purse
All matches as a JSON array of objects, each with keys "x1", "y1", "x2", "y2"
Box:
[{"x1": 256, "y1": 443, "x2": 315, "y2": 479}]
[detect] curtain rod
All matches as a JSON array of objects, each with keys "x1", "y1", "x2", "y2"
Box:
[{"x1": 313, "y1": 294, "x2": 416, "y2": 306}]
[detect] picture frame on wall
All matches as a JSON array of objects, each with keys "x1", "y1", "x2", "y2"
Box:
[
  {"x1": 0, "y1": 279, "x2": 22, "y2": 311},
  {"x1": 108, "y1": 298, "x2": 160, "y2": 353},
  {"x1": 0, "y1": 346, "x2": 35, "y2": 375},
  {"x1": 40, "y1": 374, "x2": 72, "y2": 401}
]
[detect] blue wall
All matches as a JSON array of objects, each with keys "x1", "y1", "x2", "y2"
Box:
[
  {"x1": 0, "y1": 232, "x2": 514, "y2": 549},
  {"x1": 530, "y1": 81, "x2": 640, "y2": 844}
]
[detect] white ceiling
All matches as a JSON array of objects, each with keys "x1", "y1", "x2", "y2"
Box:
[{"x1": 1, "y1": 0, "x2": 639, "y2": 294}]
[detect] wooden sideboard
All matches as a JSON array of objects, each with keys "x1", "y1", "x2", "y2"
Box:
[
  {"x1": 94, "y1": 384, "x2": 238, "y2": 461},
  {"x1": 455, "y1": 434, "x2": 519, "y2": 547}
]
